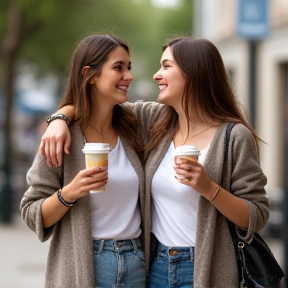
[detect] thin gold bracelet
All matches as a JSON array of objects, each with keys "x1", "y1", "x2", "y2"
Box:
[{"x1": 210, "y1": 185, "x2": 220, "y2": 203}]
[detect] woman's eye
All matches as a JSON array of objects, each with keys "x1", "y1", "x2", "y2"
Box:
[
  {"x1": 115, "y1": 66, "x2": 122, "y2": 70},
  {"x1": 164, "y1": 65, "x2": 171, "y2": 69}
]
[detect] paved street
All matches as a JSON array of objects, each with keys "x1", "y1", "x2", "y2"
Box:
[
  {"x1": 0, "y1": 214, "x2": 50, "y2": 288},
  {"x1": 0, "y1": 214, "x2": 286, "y2": 288}
]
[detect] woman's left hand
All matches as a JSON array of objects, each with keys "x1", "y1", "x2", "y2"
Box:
[
  {"x1": 174, "y1": 157, "x2": 250, "y2": 229},
  {"x1": 173, "y1": 156, "x2": 215, "y2": 198}
]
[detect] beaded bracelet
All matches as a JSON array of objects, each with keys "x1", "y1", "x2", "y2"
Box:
[
  {"x1": 46, "y1": 114, "x2": 70, "y2": 126},
  {"x1": 210, "y1": 185, "x2": 220, "y2": 203},
  {"x1": 57, "y1": 189, "x2": 76, "y2": 207}
]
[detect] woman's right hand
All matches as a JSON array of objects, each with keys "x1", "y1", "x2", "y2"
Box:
[
  {"x1": 62, "y1": 166, "x2": 108, "y2": 202},
  {"x1": 41, "y1": 166, "x2": 107, "y2": 228},
  {"x1": 40, "y1": 119, "x2": 71, "y2": 167}
]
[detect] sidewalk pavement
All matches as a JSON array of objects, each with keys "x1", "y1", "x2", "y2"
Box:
[
  {"x1": 0, "y1": 214, "x2": 50, "y2": 288},
  {"x1": 0, "y1": 214, "x2": 285, "y2": 288}
]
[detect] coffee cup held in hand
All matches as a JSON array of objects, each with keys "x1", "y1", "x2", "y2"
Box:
[
  {"x1": 173, "y1": 145, "x2": 201, "y2": 162},
  {"x1": 172, "y1": 145, "x2": 201, "y2": 180},
  {"x1": 82, "y1": 143, "x2": 110, "y2": 193}
]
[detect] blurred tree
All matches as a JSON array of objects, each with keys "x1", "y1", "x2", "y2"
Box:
[
  {"x1": 0, "y1": 0, "x2": 100, "y2": 223},
  {"x1": 0, "y1": 0, "x2": 193, "y2": 223}
]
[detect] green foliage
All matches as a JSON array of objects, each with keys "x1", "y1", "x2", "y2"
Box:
[{"x1": 1, "y1": 0, "x2": 194, "y2": 100}]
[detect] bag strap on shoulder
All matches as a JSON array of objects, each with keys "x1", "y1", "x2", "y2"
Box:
[{"x1": 224, "y1": 122, "x2": 236, "y2": 164}]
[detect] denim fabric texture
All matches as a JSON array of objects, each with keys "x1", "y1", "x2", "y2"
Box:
[
  {"x1": 147, "y1": 240, "x2": 194, "y2": 288},
  {"x1": 93, "y1": 239, "x2": 146, "y2": 288}
]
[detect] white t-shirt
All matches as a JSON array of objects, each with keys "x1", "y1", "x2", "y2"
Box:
[
  {"x1": 90, "y1": 137, "x2": 141, "y2": 240},
  {"x1": 151, "y1": 141, "x2": 209, "y2": 247}
]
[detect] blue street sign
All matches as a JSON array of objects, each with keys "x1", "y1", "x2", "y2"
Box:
[{"x1": 237, "y1": 0, "x2": 269, "y2": 39}]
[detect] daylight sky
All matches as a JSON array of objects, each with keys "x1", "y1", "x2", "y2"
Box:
[{"x1": 151, "y1": 0, "x2": 180, "y2": 7}]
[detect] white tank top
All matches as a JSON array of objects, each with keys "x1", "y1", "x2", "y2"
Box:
[
  {"x1": 90, "y1": 137, "x2": 141, "y2": 240},
  {"x1": 151, "y1": 141, "x2": 209, "y2": 246}
]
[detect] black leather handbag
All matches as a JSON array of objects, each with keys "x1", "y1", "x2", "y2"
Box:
[{"x1": 223, "y1": 123, "x2": 284, "y2": 288}]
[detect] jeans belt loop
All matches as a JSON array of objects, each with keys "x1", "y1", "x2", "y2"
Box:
[
  {"x1": 131, "y1": 239, "x2": 138, "y2": 255},
  {"x1": 190, "y1": 247, "x2": 193, "y2": 261},
  {"x1": 113, "y1": 240, "x2": 118, "y2": 250},
  {"x1": 97, "y1": 239, "x2": 105, "y2": 254}
]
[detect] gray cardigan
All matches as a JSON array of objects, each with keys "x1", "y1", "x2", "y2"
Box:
[
  {"x1": 132, "y1": 101, "x2": 269, "y2": 288},
  {"x1": 21, "y1": 101, "x2": 269, "y2": 288},
  {"x1": 21, "y1": 125, "x2": 145, "y2": 288}
]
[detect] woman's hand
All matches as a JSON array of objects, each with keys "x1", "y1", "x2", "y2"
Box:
[
  {"x1": 174, "y1": 156, "x2": 249, "y2": 229},
  {"x1": 41, "y1": 166, "x2": 107, "y2": 228},
  {"x1": 40, "y1": 120, "x2": 71, "y2": 167},
  {"x1": 61, "y1": 166, "x2": 108, "y2": 202},
  {"x1": 173, "y1": 157, "x2": 215, "y2": 200}
]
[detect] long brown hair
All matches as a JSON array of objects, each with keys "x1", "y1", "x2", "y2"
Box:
[
  {"x1": 58, "y1": 34, "x2": 140, "y2": 153},
  {"x1": 145, "y1": 36, "x2": 261, "y2": 160}
]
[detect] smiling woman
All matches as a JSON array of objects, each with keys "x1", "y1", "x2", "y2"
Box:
[{"x1": 20, "y1": 33, "x2": 146, "y2": 288}]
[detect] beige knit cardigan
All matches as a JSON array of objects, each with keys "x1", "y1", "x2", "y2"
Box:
[
  {"x1": 21, "y1": 101, "x2": 269, "y2": 288},
  {"x1": 132, "y1": 101, "x2": 269, "y2": 288},
  {"x1": 21, "y1": 125, "x2": 145, "y2": 288}
]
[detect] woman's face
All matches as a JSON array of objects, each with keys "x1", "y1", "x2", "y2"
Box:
[
  {"x1": 153, "y1": 46, "x2": 186, "y2": 109},
  {"x1": 90, "y1": 46, "x2": 133, "y2": 105}
]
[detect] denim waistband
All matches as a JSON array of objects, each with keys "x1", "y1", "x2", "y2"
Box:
[
  {"x1": 156, "y1": 240, "x2": 195, "y2": 260},
  {"x1": 93, "y1": 238, "x2": 141, "y2": 254}
]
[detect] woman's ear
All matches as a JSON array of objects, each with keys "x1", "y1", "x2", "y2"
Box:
[
  {"x1": 82, "y1": 66, "x2": 95, "y2": 84},
  {"x1": 82, "y1": 66, "x2": 90, "y2": 75}
]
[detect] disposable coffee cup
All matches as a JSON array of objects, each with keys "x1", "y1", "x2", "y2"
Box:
[
  {"x1": 173, "y1": 145, "x2": 201, "y2": 162},
  {"x1": 82, "y1": 143, "x2": 110, "y2": 193},
  {"x1": 172, "y1": 145, "x2": 201, "y2": 180}
]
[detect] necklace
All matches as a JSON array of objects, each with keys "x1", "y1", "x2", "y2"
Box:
[
  {"x1": 89, "y1": 125, "x2": 116, "y2": 143},
  {"x1": 180, "y1": 125, "x2": 216, "y2": 145}
]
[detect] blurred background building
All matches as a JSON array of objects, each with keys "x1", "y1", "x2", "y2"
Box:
[{"x1": 194, "y1": 0, "x2": 288, "y2": 286}]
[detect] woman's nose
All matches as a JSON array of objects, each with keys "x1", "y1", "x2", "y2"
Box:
[
  {"x1": 124, "y1": 71, "x2": 133, "y2": 82},
  {"x1": 153, "y1": 70, "x2": 162, "y2": 82}
]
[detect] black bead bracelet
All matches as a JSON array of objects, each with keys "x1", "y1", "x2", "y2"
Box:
[
  {"x1": 57, "y1": 189, "x2": 76, "y2": 207},
  {"x1": 46, "y1": 114, "x2": 70, "y2": 126}
]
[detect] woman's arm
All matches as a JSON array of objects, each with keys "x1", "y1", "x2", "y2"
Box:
[
  {"x1": 173, "y1": 124, "x2": 268, "y2": 232},
  {"x1": 174, "y1": 158, "x2": 250, "y2": 230},
  {"x1": 21, "y1": 150, "x2": 107, "y2": 240},
  {"x1": 41, "y1": 166, "x2": 107, "y2": 228},
  {"x1": 40, "y1": 105, "x2": 75, "y2": 167}
]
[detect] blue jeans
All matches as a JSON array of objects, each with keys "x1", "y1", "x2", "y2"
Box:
[
  {"x1": 93, "y1": 239, "x2": 146, "y2": 288},
  {"x1": 147, "y1": 240, "x2": 194, "y2": 288}
]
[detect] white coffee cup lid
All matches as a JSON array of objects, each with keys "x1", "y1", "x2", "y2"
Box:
[
  {"x1": 173, "y1": 145, "x2": 201, "y2": 156},
  {"x1": 82, "y1": 143, "x2": 111, "y2": 154}
]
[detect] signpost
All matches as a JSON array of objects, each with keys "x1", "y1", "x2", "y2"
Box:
[
  {"x1": 237, "y1": 0, "x2": 269, "y2": 128},
  {"x1": 237, "y1": 0, "x2": 269, "y2": 40}
]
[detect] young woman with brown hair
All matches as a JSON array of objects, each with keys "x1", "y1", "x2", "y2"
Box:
[
  {"x1": 39, "y1": 36, "x2": 269, "y2": 288},
  {"x1": 20, "y1": 34, "x2": 147, "y2": 288}
]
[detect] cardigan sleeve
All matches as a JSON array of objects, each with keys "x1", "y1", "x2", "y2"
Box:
[
  {"x1": 125, "y1": 100, "x2": 164, "y2": 146},
  {"x1": 229, "y1": 124, "x2": 269, "y2": 242},
  {"x1": 20, "y1": 151, "x2": 63, "y2": 242}
]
